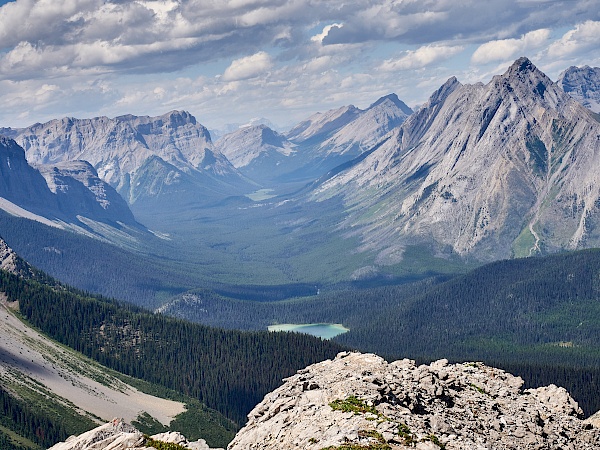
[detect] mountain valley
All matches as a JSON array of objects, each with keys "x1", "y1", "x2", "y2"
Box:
[{"x1": 2, "y1": 57, "x2": 600, "y2": 448}]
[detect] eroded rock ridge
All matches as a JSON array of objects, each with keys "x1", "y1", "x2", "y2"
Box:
[{"x1": 229, "y1": 352, "x2": 600, "y2": 449}]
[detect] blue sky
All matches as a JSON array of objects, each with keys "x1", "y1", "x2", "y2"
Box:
[{"x1": 0, "y1": 0, "x2": 599, "y2": 131}]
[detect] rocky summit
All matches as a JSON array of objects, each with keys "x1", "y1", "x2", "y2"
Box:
[{"x1": 228, "y1": 352, "x2": 600, "y2": 449}]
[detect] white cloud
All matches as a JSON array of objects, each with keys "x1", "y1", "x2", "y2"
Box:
[
  {"x1": 471, "y1": 29, "x2": 551, "y2": 64},
  {"x1": 312, "y1": 24, "x2": 343, "y2": 43},
  {"x1": 380, "y1": 45, "x2": 464, "y2": 71},
  {"x1": 1, "y1": 0, "x2": 600, "y2": 129},
  {"x1": 222, "y1": 51, "x2": 273, "y2": 82},
  {"x1": 548, "y1": 21, "x2": 600, "y2": 58}
]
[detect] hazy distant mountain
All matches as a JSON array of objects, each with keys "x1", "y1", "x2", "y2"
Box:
[
  {"x1": 316, "y1": 94, "x2": 413, "y2": 157},
  {"x1": 13, "y1": 111, "x2": 250, "y2": 207},
  {"x1": 262, "y1": 94, "x2": 414, "y2": 183},
  {"x1": 286, "y1": 105, "x2": 362, "y2": 145},
  {"x1": 210, "y1": 118, "x2": 282, "y2": 141},
  {"x1": 0, "y1": 137, "x2": 58, "y2": 213},
  {"x1": 37, "y1": 160, "x2": 137, "y2": 225},
  {"x1": 0, "y1": 137, "x2": 141, "y2": 238},
  {"x1": 215, "y1": 125, "x2": 295, "y2": 182},
  {"x1": 558, "y1": 65, "x2": 600, "y2": 113},
  {"x1": 311, "y1": 58, "x2": 600, "y2": 262}
]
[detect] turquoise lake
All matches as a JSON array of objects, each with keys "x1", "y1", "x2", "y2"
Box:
[{"x1": 268, "y1": 323, "x2": 350, "y2": 340}]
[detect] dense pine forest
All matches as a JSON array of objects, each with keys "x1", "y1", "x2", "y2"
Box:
[
  {"x1": 0, "y1": 269, "x2": 345, "y2": 426},
  {"x1": 0, "y1": 212, "x2": 199, "y2": 307},
  {"x1": 163, "y1": 249, "x2": 600, "y2": 416}
]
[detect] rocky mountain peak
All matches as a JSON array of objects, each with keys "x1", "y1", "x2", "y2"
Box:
[
  {"x1": 510, "y1": 56, "x2": 536, "y2": 74},
  {"x1": 310, "y1": 57, "x2": 600, "y2": 262},
  {"x1": 286, "y1": 104, "x2": 362, "y2": 143},
  {"x1": 229, "y1": 352, "x2": 600, "y2": 449},
  {"x1": 215, "y1": 124, "x2": 294, "y2": 176},
  {"x1": 428, "y1": 76, "x2": 461, "y2": 107},
  {"x1": 369, "y1": 93, "x2": 413, "y2": 116},
  {"x1": 500, "y1": 57, "x2": 553, "y2": 88},
  {"x1": 0, "y1": 136, "x2": 24, "y2": 158},
  {"x1": 260, "y1": 125, "x2": 287, "y2": 147},
  {"x1": 558, "y1": 65, "x2": 600, "y2": 113},
  {"x1": 12, "y1": 111, "x2": 248, "y2": 207}
]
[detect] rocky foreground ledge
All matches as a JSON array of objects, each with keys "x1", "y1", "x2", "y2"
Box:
[
  {"x1": 228, "y1": 352, "x2": 600, "y2": 449},
  {"x1": 48, "y1": 418, "x2": 222, "y2": 450},
  {"x1": 48, "y1": 352, "x2": 600, "y2": 450}
]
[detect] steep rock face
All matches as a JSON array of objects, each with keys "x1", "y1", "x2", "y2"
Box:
[
  {"x1": 558, "y1": 65, "x2": 600, "y2": 113},
  {"x1": 286, "y1": 105, "x2": 362, "y2": 144},
  {"x1": 14, "y1": 111, "x2": 248, "y2": 205},
  {"x1": 318, "y1": 94, "x2": 413, "y2": 158},
  {"x1": 228, "y1": 352, "x2": 600, "y2": 450},
  {"x1": 37, "y1": 161, "x2": 137, "y2": 225},
  {"x1": 282, "y1": 95, "x2": 412, "y2": 182},
  {"x1": 312, "y1": 58, "x2": 600, "y2": 262},
  {"x1": 0, "y1": 136, "x2": 60, "y2": 213},
  {"x1": 0, "y1": 137, "x2": 142, "y2": 238}
]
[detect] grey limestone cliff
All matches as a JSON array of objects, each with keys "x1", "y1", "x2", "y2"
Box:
[{"x1": 13, "y1": 111, "x2": 248, "y2": 206}]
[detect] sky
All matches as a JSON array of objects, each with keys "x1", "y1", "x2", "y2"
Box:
[{"x1": 0, "y1": 0, "x2": 599, "y2": 132}]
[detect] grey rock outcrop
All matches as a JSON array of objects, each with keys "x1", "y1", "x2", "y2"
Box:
[
  {"x1": 228, "y1": 352, "x2": 600, "y2": 449},
  {"x1": 48, "y1": 419, "x2": 145, "y2": 450},
  {"x1": 48, "y1": 418, "x2": 221, "y2": 450},
  {"x1": 0, "y1": 237, "x2": 19, "y2": 274}
]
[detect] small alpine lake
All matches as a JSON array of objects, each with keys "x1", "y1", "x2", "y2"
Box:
[
  {"x1": 245, "y1": 189, "x2": 277, "y2": 201},
  {"x1": 268, "y1": 323, "x2": 350, "y2": 340}
]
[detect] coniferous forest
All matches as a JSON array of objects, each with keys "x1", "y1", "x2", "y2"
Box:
[
  {"x1": 0, "y1": 385, "x2": 68, "y2": 449},
  {"x1": 3, "y1": 248, "x2": 600, "y2": 446},
  {"x1": 0, "y1": 269, "x2": 345, "y2": 426},
  {"x1": 157, "y1": 249, "x2": 600, "y2": 416}
]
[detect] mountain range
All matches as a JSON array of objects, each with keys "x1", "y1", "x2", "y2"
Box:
[
  {"x1": 0, "y1": 136, "x2": 143, "y2": 243},
  {"x1": 558, "y1": 65, "x2": 600, "y2": 113},
  {"x1": 310, "y1": 57, "x2": 600, "y2": 262},
  {"x1": 214, "y1": 93, "x2": 413, "y2": 185},
  {"x1": 8, "y1": 111, "x2": 252, "y2": 213},
  {"x1": 0, "y1": 57, "x2": 600, "y2": 288}
]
